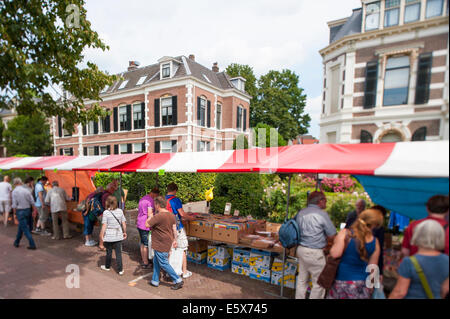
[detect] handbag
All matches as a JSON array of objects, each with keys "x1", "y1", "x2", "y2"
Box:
[
  {"x1": 148, "y1": 232, "x2": 154, "y2": 260},
  {"x1": 317, "y1": 231, "x2": 351, "y2": 290},
  {"x1": 169, "y1": 247, "x2": 184, "y2": 276}
]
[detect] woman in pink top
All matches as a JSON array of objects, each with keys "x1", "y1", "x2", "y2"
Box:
[{"x1": 137, "y1": 188, "x2": 160, "y2": 269}]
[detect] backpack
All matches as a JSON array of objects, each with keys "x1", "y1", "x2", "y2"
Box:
[
  {"x1": 278, "y1": 218, "x2": 301, "y2": 249},
  {"x1": 87, "y1": 192, "x2": 104, "y2": 222}
]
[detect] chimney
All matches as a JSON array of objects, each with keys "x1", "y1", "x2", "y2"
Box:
[
  {"x1": 128, "y1": 61, "x2": 138, "y2": 71},
  {"x1": 212, "y1": 62, "x2": 219, "y2": 73},
  {"x1": 188, "y1": 54, "x2": 195, "y2": 61}
]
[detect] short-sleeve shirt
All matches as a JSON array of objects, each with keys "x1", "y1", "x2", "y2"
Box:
[
  {"x1": 402, "y1": 216, "x2": 449, "y2": 255},
  {"x1": 0, "y1": 182, "x2": 12, "y2": 201},
  {"x1": 148, "y1": 211, "x2": 176, "y2": 253},
  {"x1": 102, "y1": 209, "x2": 126, "y2": 242},
  {"x1": 295, "y1": 204, "x2": 337, "y2": 249},
  {"x1": 34, "y1": 182, "x2": 46, "y2": 207},
  {"x1": 113, "y1": 188, "x2": 125, "y2": 204},
  {"x1": 166, "y1": 195, "x2": 184, "y2": 231},
  {"x1": 137, "y1": 195, "x2": 155, "y2": 231},
  {"x1": 398, "y1": 254, "x2": 449, "y2": 299}
]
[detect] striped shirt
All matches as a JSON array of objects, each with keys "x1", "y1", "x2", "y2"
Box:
[{"x1": 102, "y1": 209, "x2": 126, "y2": 242}]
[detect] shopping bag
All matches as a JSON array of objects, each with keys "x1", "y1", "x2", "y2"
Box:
[
  {"x1": 148, "y1": 233, "x2": 154, "y2": 260},
  {"x1": 169, "y1": 248, "x2": 184, "y2": 276},
  {"x1": 372, "y1": 287, "x2": 386, "y2": 299}
]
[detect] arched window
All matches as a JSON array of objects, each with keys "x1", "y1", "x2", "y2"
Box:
[
  {"x1": 412, "y1": 127, "x2": 427, "y2": 141},
  {"x1": 381, "y1": 131, "x2": 403, "y2": 143},
  {"x1": 360, "y1": 130, "x2": 373, "y2": 143}
]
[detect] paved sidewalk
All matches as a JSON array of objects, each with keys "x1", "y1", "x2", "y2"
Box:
[{"x1": 0, "y1": 221, "x2": 294, "y2": 299}]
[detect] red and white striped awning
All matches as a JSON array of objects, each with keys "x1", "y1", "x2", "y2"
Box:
[
  {"x1": 0, "y1": 154, "x2": 145, "y2": 171},
  {"x1": 0, "y1": 141, "x2": 448, "y2": 177}
]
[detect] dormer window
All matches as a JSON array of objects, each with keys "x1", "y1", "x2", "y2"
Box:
[
  {"x1": 230, "y1": 77, "x2": 246, "y2": 92},
  {"x1": 365, "y1": 1, "x2": 380, "y2": 31},
  {"x1": 162, "y1": 63, "x2": 171, "y2": 78}
]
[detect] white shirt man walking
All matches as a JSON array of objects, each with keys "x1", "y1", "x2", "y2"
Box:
[
  {"x1": 295, "y1": 191, "x2": 337, "y2": 299},
  {"x1": 45, "y1": 181, "x2": 72, "y2": 240},
  {"x1": 0, "y1": 176, "x2": 13, "y2": 227}
]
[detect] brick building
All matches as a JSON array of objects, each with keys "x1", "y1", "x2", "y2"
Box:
[
  {"x1": 53, "y1": 55, "x2": 251, "y2": 156},
  {"x1": 319, "y1": 0, "x2": 449, "y2": 144}
]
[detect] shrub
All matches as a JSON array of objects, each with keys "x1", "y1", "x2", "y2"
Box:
[
  {"x1": 321, "y1": 174, "x2": 356, "y2": 193},
  {"x1": 210, "y1": 173, "x2": 265, "y2": 218}
]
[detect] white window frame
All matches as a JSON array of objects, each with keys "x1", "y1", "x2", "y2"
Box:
[
  {"x1": 61, "y1": 119, "x2": 71, "y2": 137},
  {"x1": 119, "y1": 144, "x2": 129, "y2": 154},
  {"x1": 404, "y1": 0, "x2": 421, "y2": 23},
  {"x1": 365, "y1": 1, "x2": 381, "y2": 31},
  {"x1": 216, "y1": 142, "x2": 222, "y2": 151},
  {"x1": 237, "y1": 106, "x2": 244, "y2": 131},
  {"x1": 133, "y1": 103, "x2": 143, "y2": 130},
  {"x1": 119, "y1": 105, "x2": 128, "y2": 131},
  {"x1": 87, "y1": 146, "x2": 96, "y2": 156},
  {"x1": 216, "y1": 103, "x2": 222, "y2": 130},
  {"x1": 133, "y1": 143, "x2": 144, "y2": 153},
  {"x1": 136, "y1": 76, "x2": 146, "y2": 86},
  {"x1": 199, "y1": 97, "x2": 207, "y2": 127},
  {"x1": 384, "y1": 0, "x2": 400, "y2": 27},
  {"x1": 161, "y1": 63, "x2": 171, "y2": 79},
  {"x1": 87, "y1": 120, "x2": 95, "y2": 135},
  {"x1": 383, "y1": 55, "x2": 411, "y2": 106},
  {"x1": 426, "y1": 0, "x2": 444, "y2": 18},
  {"x1": 63, "y1": 148, "x2": 72, "y2": 156},
  {"x1": 161, "y1": 97, "x2": 173, "y2": 127},
  {"x1": 198, "y1": 141, "x2": 210, "y2": 152},
  {"x1": 160, "y1": 141, "x2": 173, "y2": 153},
  {"x1": 100, "y1": 146, "x2": 109, "y2": 156}
]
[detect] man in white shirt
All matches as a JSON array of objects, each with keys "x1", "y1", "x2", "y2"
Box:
[
  {"x1": 0, "y1": 176, "x2": 13, "y2": 227},
  {"x1": 45, "y1": 181, "x2": 71, "y2": 240}
]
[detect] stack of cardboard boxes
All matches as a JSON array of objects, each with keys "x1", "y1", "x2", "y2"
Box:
[
  {"x1": 271, "y1": 257, "x2": 298, "y2": 289},
  {"x1": 186, "y1": 239, "x2": 208, "y2": 264},
  {"x1": 207, "y1": 244, "x2": 233, "y2": 271},
  {"x1": 249, "y1": 249, "x2": 277, "y2": 283},
  {"x1": 231, "y1": 247, "x2": 251, "y2": 276}
]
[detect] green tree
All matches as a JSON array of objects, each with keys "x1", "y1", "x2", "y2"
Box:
[
  {"x1": 232, "y1": 135, "x2": 249, "y2": 150},
  {"x1": 252, "y1": 123, "x2": 287, "y2": 147},
  {"x1": 254, "y1": 70, "x2": 310, "y2": 141},
  {"x1": 0, "y1": 0, "x2": 117, "y2": 132},
  {"x1": 3, "y1": 113, "x2": 53, "y2": 156}
]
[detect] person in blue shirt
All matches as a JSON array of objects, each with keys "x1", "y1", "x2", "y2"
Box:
[
  {"x1": 32, "y1": 176, "x2": 51, "y2": 236},
  {"x1": 390, "y1": 219, "x2": 449, "y2": 299},
  {"x1": 166, "y1": 183, "x2": 194, "y2": 279}
]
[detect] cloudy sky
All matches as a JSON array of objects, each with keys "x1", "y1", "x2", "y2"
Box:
[{"x1": 82, "y1": 0, "x2": 362, "y2": 138}]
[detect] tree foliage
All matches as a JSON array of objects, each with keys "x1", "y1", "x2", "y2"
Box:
[
  {"x1": 0, "y1": 0, "x2": 117, "y2": 132},
  {"x1": 226, "y1": 64, "x2": 310, "y2": 142},
  {"x1": 254, "y1": 70, "x2": 310, "y2": 141},
  {"x1": 252, "y1": 123, "x2": 287, "y2": 148},
  {"x1": 3, "y1": 113, "x2": 53, "y2": 156}
]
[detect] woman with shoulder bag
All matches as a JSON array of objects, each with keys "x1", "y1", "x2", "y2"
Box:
[
  {"x1": 326, "y1": 209, "x2": 383, "y2": 299},
  {"x1": 99, "y1": 196, "x2": 127, "y2": 275}
]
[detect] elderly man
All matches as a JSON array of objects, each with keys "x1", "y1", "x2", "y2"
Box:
[
  {"x1": 45, "y1": 181, "x2": 72, "y2": 240},
  {"x1": 12, "y1": 178, "x2": 38, "y2": 250},
  {"x1": 295, "y1": 191, "x2": 337, "y2": 299},
  {"x1": 344, "y1": 199, "x2": 367, "y2": 229}
]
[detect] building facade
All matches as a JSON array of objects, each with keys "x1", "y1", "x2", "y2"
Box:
[
  {"x1": 319, "y1": 0, "x2": 449, "y2": 144},
  {"x1": 53, "y1": 55, "x2": 251, "y2": 156}
]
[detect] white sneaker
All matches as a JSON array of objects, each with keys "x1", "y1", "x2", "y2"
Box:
[
  {"x1": 182, "y1": 271, "x2": 192, "y2": 279},
  {"x1": 118, "y1": 270, "x2": 124, "y2": 276},
  {"x1": 40, "y1": 230, "x2": 52, "y2": 236},
  {"x1": 100, "y1": 265, "x2": 110, "y2": 271},
  {"x1": 85, "y1": 240, "x2": 97, "y2": 247}
]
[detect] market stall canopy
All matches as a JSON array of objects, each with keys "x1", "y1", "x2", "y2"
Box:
[
  {"x1": 111, "y1": 141, "x2": 449, "y2": 177},
  {"x1": 0, "y1": 154, "x2": 146, "y2": 171}
]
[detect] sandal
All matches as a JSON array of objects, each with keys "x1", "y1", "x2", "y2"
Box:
[
  {"x1": 98, "y1": 246, "x2": 106, "y2": 251},
  {"x1": 141, "y1": 263, "x2": 151, "y2": 269}
]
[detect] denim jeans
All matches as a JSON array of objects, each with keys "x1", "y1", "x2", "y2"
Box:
[
  {"x1": 151, "y1": 250, "x2": 182, "y2": 286},
  {"x1": 104, "y1": 241, "x2": 123, "y2": 272},
  {"x1": 14, "y1": 209, "x2": 36, "y2": 248},
  {"x1": 83, "y1": 214, "x2": 94, "y2": 236}
]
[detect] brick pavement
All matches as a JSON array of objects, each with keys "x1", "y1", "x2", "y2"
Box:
[{"x1": 0, "y1": 220, "x2": 295, "y2": 299}]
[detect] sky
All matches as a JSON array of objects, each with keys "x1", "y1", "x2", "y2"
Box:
[{"x1": 81, "y1": 0, "x2": 362, "y2": 139}]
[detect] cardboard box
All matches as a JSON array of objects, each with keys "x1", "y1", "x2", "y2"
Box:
[
  {"x1": 212, "y1": 227, "x2": 242, "y2": 244},
  {"x1": 187, "y1": 251, "x2": 207, "y2": 264},
  {"x1": 232, "y1": 247, "x2": 251, "y2": 266},
  {"x1": 208, "y1": 245, "x2": 230, "y2": 259},
  {"x1": 188, "y1": 239, "x2": 209, "y2": 253},
  {"x1": 207, "y1": 256, "x2": 231, "y2": 271},
  {"x1": 249, "y1": 249, "x2": 277, "y2": 269},
  {"x1": 189, "y1": 221, "x2": 213, "y2": 240},
  {"x1": 231, "y1": 262, "x2": 250, "y2": 276},
  {"x1": 271, "y1": 258, "x2": 298, "y2": 275},
  {"x1": 271, "y1": 272, "x2": 296, "y2": 289},
  {"x1": 266, "y1": 222, "x2": 281, "y2": 233},
  {"x1": 249, "y1": 266, "x2": 271, "y2": 283}
]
